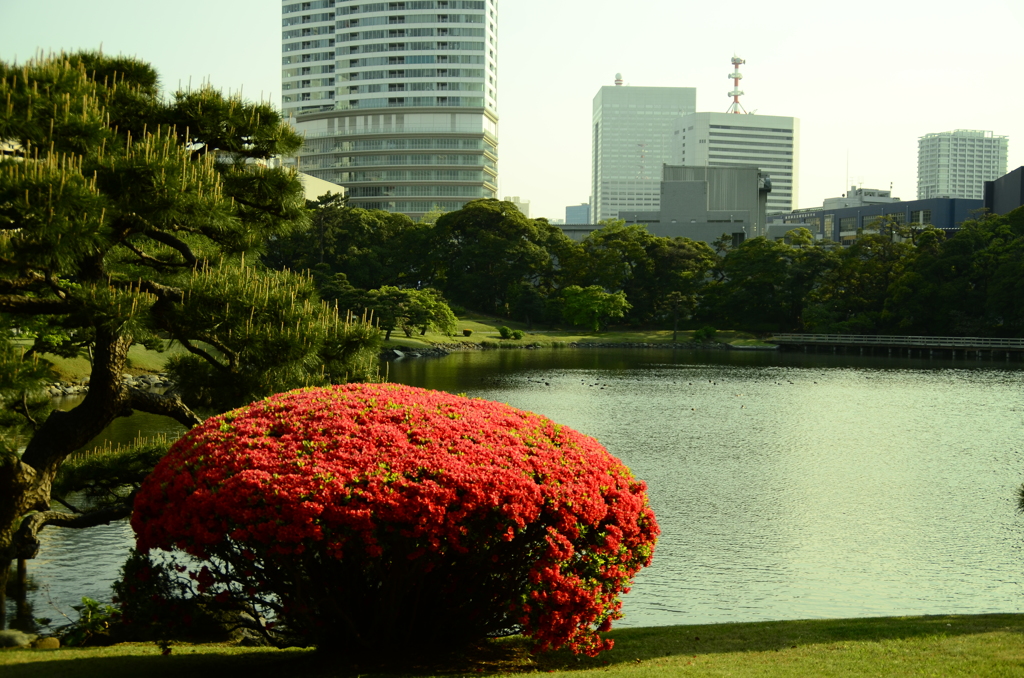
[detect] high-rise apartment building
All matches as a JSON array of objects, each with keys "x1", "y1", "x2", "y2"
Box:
[
  {"x1": 280, "y1": 0, "x2": 499, "y2": 220},
  {"x1": 917, "y1": 130, "x2": 1008, "y2": 200},
  {"x1": 672, "y1": 112, "x2": 799, "y2": 214},
  {"x1": 591, "y1": 77, "x2": 697, "y2": 222},
  {"x1": 281, "y1": 0, "x2": 338, "y2": 117}
]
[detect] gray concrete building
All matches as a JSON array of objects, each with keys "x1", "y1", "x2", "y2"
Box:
[{"x1": 618, "y1": 164, "x2": 770, "y2": 245}]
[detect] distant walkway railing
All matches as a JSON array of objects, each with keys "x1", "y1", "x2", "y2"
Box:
[{"x1": 769, "y1": 333, "x2": 1024, "y2": 350}]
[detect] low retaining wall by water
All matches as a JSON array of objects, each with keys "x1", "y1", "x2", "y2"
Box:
[{"x1": 44, "y1": 373, "x2": 175, "y2": 398}]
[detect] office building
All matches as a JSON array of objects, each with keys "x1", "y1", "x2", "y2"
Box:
[
  {"x1": 664, "y1": 58, "x2": 799, "y2": 215},
  {"x1": 917, "y1": 130, "x2": 1008, "y2": 200},
  {"x1": 565, "y1": 203, "x2": 590, "y2": 224},
  {"x1": 280, "y1": 0, "x2": 499, "y2": 220},
  {"x1": 619, "y1": 164, "x2": 770, "y2": 245},
  {"x1": 591, "y1": 76, "x2": 697, "y2": 222},
  {"x1": 672, "y1": 112, "x2": 799, "y2": 214}
]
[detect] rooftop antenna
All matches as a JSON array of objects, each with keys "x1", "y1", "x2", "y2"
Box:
[
  {"x1": 614, "y1": 72, "x2": 624, "y2": 86},
  {"x1": 726, "y1": 55, "x2": 747, "y2": 114}
]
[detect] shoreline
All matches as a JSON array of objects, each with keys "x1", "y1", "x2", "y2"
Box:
[{"x1": 381, "y1": 340, "x2": 777, "y2": 360}]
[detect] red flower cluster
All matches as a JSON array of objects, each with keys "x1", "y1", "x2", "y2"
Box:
[{"x1": 132, "y1": 383, "x2": 658, "y2": 655}]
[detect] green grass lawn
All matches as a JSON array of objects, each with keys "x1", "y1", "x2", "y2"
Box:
[
  {"x1": 3, "y1": 614, "x2": 1023, "y2": 677},
  {"x1": 385, "y1": 313, "x2": 772, "y2": 350}
]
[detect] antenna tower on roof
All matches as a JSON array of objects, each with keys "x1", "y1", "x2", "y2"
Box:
[{"x1": 726, "y1": 55, "x2": 747, "y2": 114}]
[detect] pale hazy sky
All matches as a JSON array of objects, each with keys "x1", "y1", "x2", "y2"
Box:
[{"x1": 3, "y1": 0, "x2": 1022, "y2": 220}]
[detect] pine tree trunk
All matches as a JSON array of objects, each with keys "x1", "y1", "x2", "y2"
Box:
[
  {"x1": 0, "y1": 327, "x2": 133, "y2": 629},
  {"x1": 0, "y1": 559, "x2": 7, "y2": 630}
]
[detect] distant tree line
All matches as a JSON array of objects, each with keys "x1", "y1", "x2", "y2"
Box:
[{"x1": 266, "y1": 196, "x2": 1024, "y2": 338}]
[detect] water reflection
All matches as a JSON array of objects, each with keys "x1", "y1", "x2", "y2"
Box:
[
  {"x1": 7, "y1": 349, "x2": 1024, "y2": 630},
  {"x1": 387, "y1": 349, "x2": 1024, "y2": 627}
]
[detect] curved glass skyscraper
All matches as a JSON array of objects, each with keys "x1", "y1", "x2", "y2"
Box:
[{"x1": 281, "y1": 0, "x2": 499, "y2": 219}]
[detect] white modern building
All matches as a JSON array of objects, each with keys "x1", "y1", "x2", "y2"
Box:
[
  {"x1": 917, "y1": 130, "x2": 1008, "y2": 200},
  {"x1": 591, "y1": 76, "x2": 697, "y2": 222},
  {"x1": 672, "y1": 112, "x2": 799, "y2": 215},
  {"x1": 280, "y1": 0, "x2": 499, "y2": 220}
]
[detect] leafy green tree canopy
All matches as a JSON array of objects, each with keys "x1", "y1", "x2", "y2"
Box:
[{"x1": 560, "y1": 286, "x2": 631, "y2": 332}]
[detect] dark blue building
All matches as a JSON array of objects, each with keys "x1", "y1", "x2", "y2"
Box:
[
  {"x1": 984, "y1": 166, "x2": 1024, "y2": 216},
  {"x1": 767, "y1": 197, "x2": 983, "y2": 244}
]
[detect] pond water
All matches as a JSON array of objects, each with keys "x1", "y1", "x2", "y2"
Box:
[{"x1": 8, "y1": 348, "x2": 1024, "y2": 630}]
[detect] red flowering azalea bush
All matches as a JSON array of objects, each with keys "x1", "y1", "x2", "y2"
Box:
[{"x1": 131, "y1": 383, "x2": 658, "y2": 655}]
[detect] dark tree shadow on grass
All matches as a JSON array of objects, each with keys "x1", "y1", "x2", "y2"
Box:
[{"x1": 3, "y1": 614, "x2": 1024, "y2": 677}]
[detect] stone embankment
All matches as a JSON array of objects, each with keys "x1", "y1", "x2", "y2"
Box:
[
  {"x1": 571, "y1": 341, "x2": 735, "y2": 350},
  {"x1": 380, "y1": 346, "x2": 456, "y2": 360},
  {"x1": 44, "y1": 373, "x2": 175, "y2": 398}
]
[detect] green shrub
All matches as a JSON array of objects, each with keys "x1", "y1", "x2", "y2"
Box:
[
  {"x1": 510, "y1": 329, "x2": 525, "y2": 340},
  {"x1": 60, "y1": 597, "x2": 120, "y2": 647},
  {"x1": 462, "y1": 328, "x2": 473, "y2": 337},
  {"x1": 497, "y1": 326, "x2": 513, "y2": 339},
  {"x1": 692, "y1": 326, "x2": 718, "y2": 343}
]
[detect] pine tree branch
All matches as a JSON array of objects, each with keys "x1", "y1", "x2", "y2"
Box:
[
  {"x1": 13, "y1": 391, "x2": 39, "y2": 430},
  {"x1": 195, "y1": 335, "x2": 238, "y2": 370},
  {"x1": 0, "y1": 272, "x2": 50, "y2": 293},
  {"x1": 177, "y1": 337, "x2": 231, "y2": 374},
  {"x1": 0, "y1": 295, "x2": 74, "y2": 315},
  {"x1": 144, "y1": 230, "x2": 199, "y2": 268},
  {"x1": 13, "y1": 504, "x2": 132, "y2": 560},
  {"x1": 132, "y1": 280, "x2": 185, "y2": 302},
  {"x1": 119, "y1": 240, "x2": 190, "y2": 271},
  {"x1": 51, "y1": 496, "x2": 82, "y2": 514},
  {"x1": 231, "y1": 195, "x2": 290, "y2": 220},
  {"x1": 126, "y1": 387, "x2": 203, "y2": 428}
]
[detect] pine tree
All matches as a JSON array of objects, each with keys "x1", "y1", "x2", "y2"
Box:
[{"x1": 0, "y1": 51, "x2": 380, "y2": 625}]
